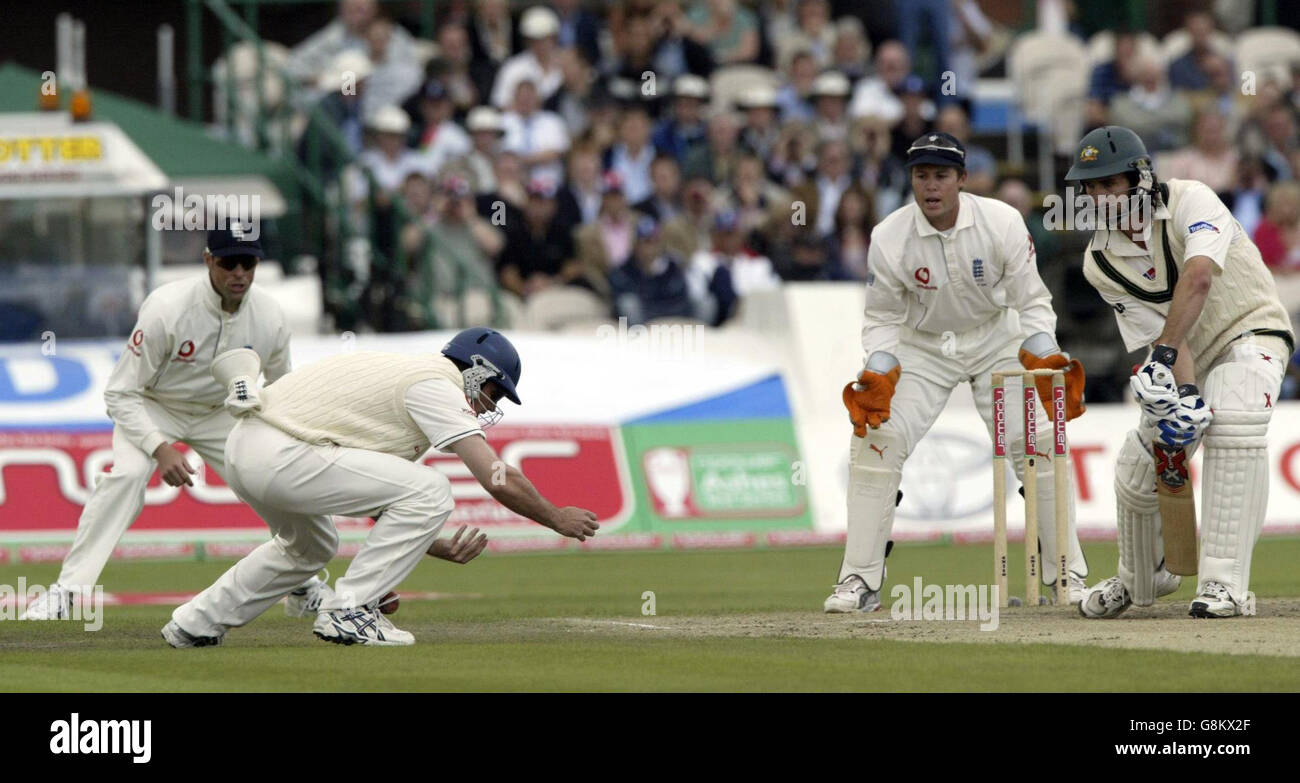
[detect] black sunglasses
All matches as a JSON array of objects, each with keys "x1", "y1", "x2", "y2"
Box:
[{"x1": 215, "y1": 255, "x2": 259, "y2": 271}]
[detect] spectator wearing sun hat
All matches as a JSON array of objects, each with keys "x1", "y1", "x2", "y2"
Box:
[
  {"x1": 461, "y1": 105, "x2": 506, "y2": 194},
  {"x1": 310, "y1": 50, "x2": 374, "y2": 160},
  {"x1": 359, "y1": 105, "x2": 432, "y2": 202},
  {"x1": 652, "y1": 75, "x2": 712, "y2": 164},
  {"x1": 810, "y1": 70, "x2": 852, "y2": 143},
  {"x1": 737, "y1": 83, "x2": 781, "y2": 163},
  {"x1": 490, "y1": 6, "x2": 565, "y2": 109}
]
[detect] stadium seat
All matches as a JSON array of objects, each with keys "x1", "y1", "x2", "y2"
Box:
[
  {"x1": 708, "y1": 65, "x2": 780, "y2": 112},
  {"x1": 1235, "y1": 27, "x2": 1300, "y2": 88},
  {"x1": 1085, "y1": 31, "x2": 1163, "y2": 68},
  {"x1": 558, "y1": 317, "x2": 618, "y2": 335},
  {"x1": 1007, "y1": 32, "x2": 1089, "y2": 179},
  {"x1": 519, "y1": 286, "x2": 610, "y2": 331},
  {"x1": 210, "y1": 40, "x2": 291, "y2": 147},
  {"x1": 1160, "y1": 28, "x2": 1234, "y2": 62},
  {"x1": 410, "y1": 38, "x2": 438, "y2": 68}
]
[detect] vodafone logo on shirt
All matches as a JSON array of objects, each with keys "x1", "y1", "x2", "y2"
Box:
[
  {"x1": 914, "y1": 267, "x2": 936, "y2": 290},
  {"x1": 126, "y1": 330, "x2": 144, "y2": 357},
  {"x1": 172, "y1": 340, "x2": 197, "y2": 363}
]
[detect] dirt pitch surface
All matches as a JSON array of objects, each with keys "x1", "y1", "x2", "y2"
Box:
[{"x1": 556, "y1": 597, "x2": 1300, "y2": 658}]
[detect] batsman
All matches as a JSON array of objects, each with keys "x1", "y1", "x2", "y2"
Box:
[
  {"x1": 829, "y1": 132, "x2": 1089, "y2": 613},
  {"x1": 1066, "y1": 126, "x2": 1294, "y2": 619}
]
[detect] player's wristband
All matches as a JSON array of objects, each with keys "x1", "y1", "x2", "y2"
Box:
[{"x1": 1152, "y1": 344, "x2": 1178, "y2": 367}]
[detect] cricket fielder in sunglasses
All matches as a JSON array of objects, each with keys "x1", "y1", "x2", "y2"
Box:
[
  {"x1": 828, "y1": 132, "x2": 1089, "y2": 613},
  {"x1": 21, "y1": 227, "x2": 334, "y2": 619}
]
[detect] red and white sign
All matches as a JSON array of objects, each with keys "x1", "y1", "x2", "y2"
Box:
[{"x1": 0, "y1": 424, "x2": 633, "y2": 539}]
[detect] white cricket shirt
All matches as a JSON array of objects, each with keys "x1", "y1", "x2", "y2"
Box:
[
  {"x1": 861, "y1": 192, "x2": 1056, "y2": 358},
  {"x1": 105, "y1": 274, "x2": 292, "y2": 457}
]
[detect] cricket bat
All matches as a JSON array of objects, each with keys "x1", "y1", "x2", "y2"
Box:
[{"x1": 1153, "y1": 443, "x2": 1197, "y2": 575}]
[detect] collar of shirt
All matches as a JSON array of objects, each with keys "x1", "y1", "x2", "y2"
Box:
[
  {"x1": 817, "y1": 174, "x2": 849, "y2": 194},
  {"x1": 200, "y1": 275, "x2": 228, "y2": 315},
  {"x1": 911, "y1": 193, "x2": 976, "y2": 237}
]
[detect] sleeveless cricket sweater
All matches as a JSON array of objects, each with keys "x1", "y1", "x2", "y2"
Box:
[
  {"x1": 1082, "y1": 180, "x2": 1293, "y2": 373},
  {"x1": 258, "y1": 352, "x2": 466, "y2": 460}
]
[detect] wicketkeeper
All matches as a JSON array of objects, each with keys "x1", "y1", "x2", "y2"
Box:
[
  {"x1": 1065, "y1": 126, "x2": 1294, "y2": 618},
  {"x1": 830, "y1": 132, "x2": 1088, "y2": 613}
]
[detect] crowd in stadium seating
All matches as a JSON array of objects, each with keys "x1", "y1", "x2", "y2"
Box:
[{"x1": 282, "y1": 0, "x2": 1300, "y2": 383}]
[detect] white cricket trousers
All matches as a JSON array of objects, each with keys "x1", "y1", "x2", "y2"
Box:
[
  {"x1": 173, "y1": 416, "x2": 454, "y2": 637},
  {"x1": 57, "y1": 401, "x2": 234, "y2": 593}
]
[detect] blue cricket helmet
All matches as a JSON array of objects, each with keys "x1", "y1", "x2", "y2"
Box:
[{"x1": 441, "y1": 327, "x2": 522, "y2": 404}]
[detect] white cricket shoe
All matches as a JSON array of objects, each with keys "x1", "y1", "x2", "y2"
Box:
[
  {"x1": 1079, "y1": 570, "x2": 1182, "y2": 619},
  {"x1": 1189, "y1": 580, "x2": 1256, "y2": 618},
  {"x1": 823, "y1": 574, "x2": 881, "y2": 613},
  {"x1": 20, "y1": 582, "x2": 72, "y2": 620},
  {"x1": 313, "y1": 605, "x2": 414, "y2": 646},
  {"x1": 284, "y1": 571, "x2": 334, "y2": 618},
  {"x1": 161, "y1": 620, "x2": 224, "y2": 648},
  {"x1": 1043, "y1": 572, "x2": 1089, "y2": 606}
]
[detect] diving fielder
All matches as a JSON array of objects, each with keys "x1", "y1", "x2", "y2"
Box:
[
  {"x1": 164, "y1": 327, "x2": 599, "y2": 647},
  {"x1": 830, "y1": 132, "x2": 1089, "y2": 613},
  {"x1": 1066, "y1": 126, "x2": 1294, "y2": 618},
  {"x1": 23, "y1": 228, "x2": 329, "y2": 620}
]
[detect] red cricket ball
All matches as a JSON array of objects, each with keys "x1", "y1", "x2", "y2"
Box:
[{"x1": 378, "y1": 591, "x2": 399, "y2": 615}]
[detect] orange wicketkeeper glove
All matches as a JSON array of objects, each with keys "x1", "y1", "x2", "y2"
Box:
[
  {"x1": 841, "y1": 365, "x2": 901, "y2": 437},
  {"x1": 1018, "y1": 349, "x2": 1086, "y2": 421}
]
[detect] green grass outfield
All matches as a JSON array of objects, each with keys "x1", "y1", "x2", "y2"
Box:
[{"x1": 2, "y1": 538, "x2": 1299, "y2": 692}]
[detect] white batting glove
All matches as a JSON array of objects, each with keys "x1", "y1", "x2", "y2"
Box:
[
  {"x1": 1130, "y1": 361, "x2": 1179, "y2": 419},
  {"x1": 223, "y1": 375, "x2": 262, "y2": 417},
  {"x1": 1155, "y1": 391, "x2": 1212, "y2": 449}
]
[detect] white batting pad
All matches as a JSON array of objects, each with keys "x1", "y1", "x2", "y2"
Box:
[
  {"x1": 1199, "y1": 353, "x2": 1281, "y2": 600},
  {"x1": 841, "y1": 428, "x2": 906, "y2": 589},
  {"x1": 1200, "y1": 409, "x2": 1270, "y2": 599},
  {"x1": 1114, "y1": 429, "x2": 1162, "y2": 605}
]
